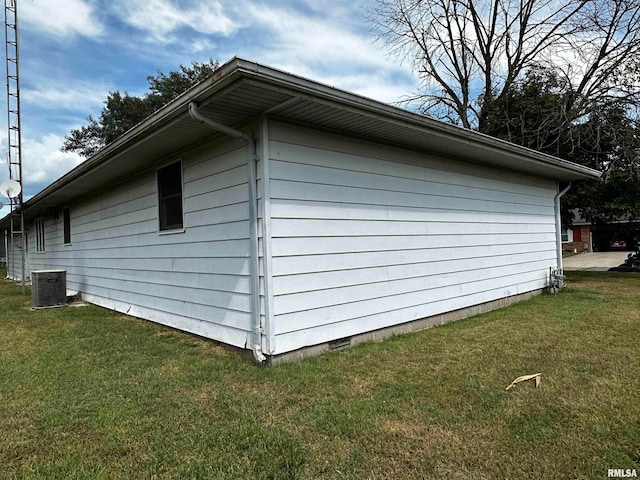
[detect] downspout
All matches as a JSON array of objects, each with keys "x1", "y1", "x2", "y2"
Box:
[
  {"x1": 554, "y1": 182, "x2": 572, "y2": 278},
  {"x1": 188, "y1": 102, "x2": 266, "y2": 364}
]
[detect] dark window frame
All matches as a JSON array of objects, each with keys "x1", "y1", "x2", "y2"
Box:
[
  {"x1": 157, "y1": 160, "x2": 184, "y2": 232},
  {"x1": 63, "y1": 207, "x2": 71, "y2": 245}
]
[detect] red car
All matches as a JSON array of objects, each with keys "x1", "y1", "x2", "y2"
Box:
[{"x1": 609, "y1": 240, "x2": 627, "y2": 249}]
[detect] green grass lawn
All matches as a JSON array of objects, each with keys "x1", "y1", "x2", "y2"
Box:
[{"x1": 1, "y1": 270, "x2": 639, "y2": 479}]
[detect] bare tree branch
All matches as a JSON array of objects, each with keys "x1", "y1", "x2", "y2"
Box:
[{"x1": 367, "y1": 0, "x2": 640, "y2": 131}]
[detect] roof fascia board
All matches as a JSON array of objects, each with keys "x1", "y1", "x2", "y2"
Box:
[
  {"x1": 15, "y1": 69, "x2": 247, "y2": 211},
  {"x1": 0, "y1": 64, "x2": 248, "y2": 229},
  {"x1": 241, "y1": 76, "x2": 598, "y2": 180},
  {"x1": 0, "y1": 57, "x2": 601, "y2": 229},
  {"x1": 231, "y1": 61, "x2": 600, "y2": 180}
]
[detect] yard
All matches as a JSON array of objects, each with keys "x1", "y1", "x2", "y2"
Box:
[{"x1": 1, "y1": 270, "x2": 638, "y2": 479}]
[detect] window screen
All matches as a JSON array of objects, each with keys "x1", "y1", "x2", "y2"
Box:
[{"x1": 35, "y1": 218, "x2": 45, "y2": 252}]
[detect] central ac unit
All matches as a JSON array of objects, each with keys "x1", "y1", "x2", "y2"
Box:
[{"x1": 31, "y1": 270, "x2": 67, "y2": 308}]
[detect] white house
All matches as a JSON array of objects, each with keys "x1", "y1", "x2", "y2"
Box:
[{"x1": 0, "y1": 58, "x2": 600, "y2": 363}]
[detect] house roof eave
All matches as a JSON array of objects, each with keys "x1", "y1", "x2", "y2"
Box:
[{"x1": 0, "y1": 57, "x2": 601, "y2": 229}]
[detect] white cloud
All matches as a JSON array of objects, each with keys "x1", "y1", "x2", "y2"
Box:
[
  {"x1": 21, "y1": 134, "x2": 84, "y2": 185},
  {"x1": 245, "y1": 5, "x2": 375, "y2": 67},
  {"x1": 0, "y1": 134, "x2": 82, "y2": 218},
  {"x1": 233, "y1": 4, "x2": 415, "y2": 104},
  {"x1": 111, "y1": 0, "x2": 238, "y2": 42},
  {"x1": 318, "y1": 73, "x2": 417, "y2": 106},
  {"x1": 190, "y1": 38, "x2": 216, "y2": 54},
  {"x1": 0, "y1": 134, "x2": 85, "y2": 218},
  {"x1": 23, "y1": 81, "x2": 109, "y2": 111},
  {"x1": 21, "y1": 0, "x2": 103, "y2": 38}
]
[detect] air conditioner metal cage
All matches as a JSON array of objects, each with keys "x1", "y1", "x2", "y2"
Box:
[{"x1": 31, "y1": 270, "x2": 67, "y2": 308}]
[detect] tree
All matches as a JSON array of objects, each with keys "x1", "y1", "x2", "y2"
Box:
[
  {"x1": 481, "y1": 67, "x2": 572, "y2": 156},
  {"x1": 480, "y1": 67, "x2": 640, "y2": 227},
  {"x1": 564, "y1": 104, "x2": 640, "y2": 226},
  {"x1": 368, "y1": 0, "x2": 640, "y2": 132},
  {"x1": 62, "y1": 59, "x2": 220, "y2": 158},
  {"x1": 481, "y1": 67, "x2": 640, "y2": 165},
  {"x1": 369, "y1": 1, "x2": 640, "y2": 228}
]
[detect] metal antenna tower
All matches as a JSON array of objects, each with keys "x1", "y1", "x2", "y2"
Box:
[{"x1": 4, "y1": 0, "x2": 25, "y2": 292}]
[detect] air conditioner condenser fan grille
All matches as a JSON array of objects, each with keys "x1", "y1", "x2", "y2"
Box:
[{"x1": 31, "y1": 270, "x2": 66, "y2": 308}]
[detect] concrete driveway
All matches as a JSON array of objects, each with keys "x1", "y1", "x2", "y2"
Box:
[{"x1": 563, "y1": 252, "x2": 631, "y2": 271}]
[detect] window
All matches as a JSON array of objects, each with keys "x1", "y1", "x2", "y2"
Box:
[
  {"x1": 63, "y1": 207, "x2": 71, "y2": 244},
  {"x1": 561, "y1": 229, "x2": 572, "y2": 243},
  {"x1": 35, "y1": 218, "x2": 45, "y2": 252},
  {"x1": 157, "y1": 161, "x2": 184, "y2": 231}
]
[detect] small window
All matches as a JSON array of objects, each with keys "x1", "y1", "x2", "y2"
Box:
[
  {"x1": 561, "y1": 232, "x2": 569, "y2": 242},
  {"x1": 35, "y1": 218, "x2": 45, "y2": 253},
  {"x1": 157, "y1": 161, "x2": 184, "y2": 231},
  {"x1": 63, "y1": 207, "x2": 71, "y2": 244}
]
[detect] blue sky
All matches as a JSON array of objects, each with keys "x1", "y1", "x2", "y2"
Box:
[{"x1": 0, "y1": 0, "x2": 416, "y2": 216}]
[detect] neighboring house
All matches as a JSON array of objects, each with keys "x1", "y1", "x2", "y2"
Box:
[
  {"x1": 562, "y1": 212, "x2": 594, "y2": 253},
  {"x1": 563, "y1": 211, "x2": 638, "y2": 252},
  {"x1": 0, "y1": 58, "x2": 600, "y2": 363}
]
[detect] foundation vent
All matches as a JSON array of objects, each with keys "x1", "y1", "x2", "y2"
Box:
[{"x1": 328, "y1": 337, "x2": 351, "y2": 351}]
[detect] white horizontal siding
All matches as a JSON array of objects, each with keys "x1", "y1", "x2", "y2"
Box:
[
  {"x1": 270, "y1": 160, "x2": 553, "y2": 207},
  {"x1": 275, "y1": 269, "x2": 547, "y2": 332},
  {"x1": 27, "y1": 137, "x2": 254, "y2": 348},
  {"x1": 268, "y1": 121, "x2": 558, "y2": 353},
  {"x1": 269, "y1": 178, "x2": 550, "y2": 216},
  {"x1": 271, "y1": 218, "x2": 556, "y2": 237},
  {"x1": 272, "y1": 242, "x2": 555, "y2": 276},
  {"x1": 5, "y1": 233, "x2": 28, "y2": 280},
  {"x1": 273, "y1": 249, "x2": 556, "y2": 296},
  {"x1": 274, "y1": 277, "x2": 547, "y2": 354},
  {"x1": 273, "y1": 260, "x2": 552, "y2": 319},
  {"x1": 271, "y1": 198, "x2": 554, "y2": 223},
  {"x1": 271, "y1": 233, "x2": 555, "y2": 256}
]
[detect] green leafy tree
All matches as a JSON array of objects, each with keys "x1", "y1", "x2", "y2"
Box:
[
  {"x1": 62, "y1": 59, "x2": 220, "y2": 158},
  {"x1": 481, "y1": 67, "x2": 572, "y2": 157},
  {"x1": 565, "y1": 103, "x2": 640, "y2": 227},
  {"x1": 481, "y1": 68, "x2": 640, "y2": 227}
]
